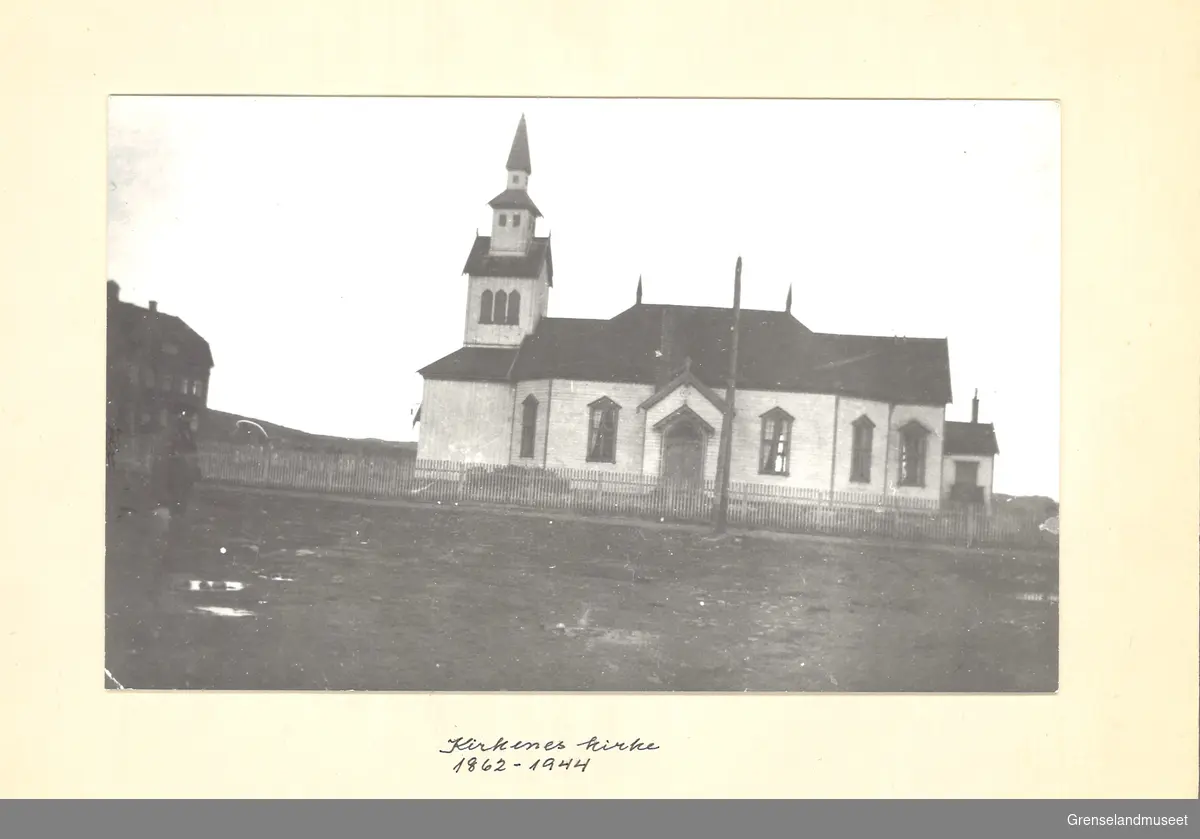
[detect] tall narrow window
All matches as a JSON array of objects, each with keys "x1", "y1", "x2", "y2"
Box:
[
  {"x1": 850, "y1": 415, "x2": 875, "y2": 483},
  {"x1": 759, "y1": 407, "x2": 794, "y2": 475},
  {"x1": 898, "y1": 420, "x2": 929, "y2": 487},
  {"x1": 520, "y1": 394, "x2": 538, "y2": 458},
  {"x1": 498, "y1": 214, "x2": 508, "y2": 227},
  {"x1": 196, "y1": 379, "x2": 206, "y2": 399},
  {"x1": 479, "y1": 289, "x2": 494, "y2": 324},
  {"x1": 512, "y1": 213, "x2": 521, "y2": 227},
  {"x1": 587, "y1": 397, "x2": 620, "y2": 463},
  {"x1": 506, "y1": 290, "x2": 521, "y2": 325},
  {"x1": 494, "y1": 291, "x2": 507, "y2": 325}
]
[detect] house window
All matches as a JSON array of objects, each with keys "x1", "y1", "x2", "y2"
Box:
[
  {"x1": 479, "y1": 290, "x2": 494, "y2": 324},
  {"x1": 196, "y1": 380, "x2": 206, "y2": 399},
  {"x1": 180, "y1": 378, "x2": 190, "y2": 394},
  {"x1": 512, "y1": 213, "x2": 521, "y2": 228},
  {"x1": 512, "y1": 174, "x2": 519, "y2": 184},
  {"x1": 494, "y1": 291, "x2": 508, "y2": 325},
  {"x1": 759, "y1": 407, "x2": 793, "y2": 475},
  {"x1": 506, "y1": 290, "x2": 521, "y2": 325},
  {"x1": 498, "y1": 214, "x2": 508, "y2": 227},
  {"x1": 587, "y1": 397, "x2": 620, "y2": 463},
  {"x1": 898, "y1": 421, "x2": 929, "y2": 487},
  {"x1": 520, "y1": 394, "x2": 538, "y2": 458},
  {"x1": 850, "y1": 415, "x2": 875, "y2": 483}
]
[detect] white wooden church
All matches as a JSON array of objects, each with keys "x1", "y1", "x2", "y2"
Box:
[{"x1": 416, "y1": 117, "x2": 1000, "y2": 509}]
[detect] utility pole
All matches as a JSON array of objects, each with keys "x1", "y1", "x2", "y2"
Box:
[{"x1": 713, "y1": 256, "x2": 742, "y2": 534}]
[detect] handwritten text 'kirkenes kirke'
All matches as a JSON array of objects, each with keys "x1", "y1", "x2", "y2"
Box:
[{"x1": 440, "y1": 736, "x2": 659, "y2": 754}]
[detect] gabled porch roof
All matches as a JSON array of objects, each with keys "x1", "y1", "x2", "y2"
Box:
[{"x1": 638, "y1": 358, "x2": 728, "y2": 414}]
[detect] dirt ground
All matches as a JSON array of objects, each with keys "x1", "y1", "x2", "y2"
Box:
[{"x1": 104, "y1": 482, "x2": 1058, "y2": 692}]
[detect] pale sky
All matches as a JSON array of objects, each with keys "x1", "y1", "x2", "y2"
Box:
[{"x1": 107, "y1": 97, "x2": 1060, "y2": 499}]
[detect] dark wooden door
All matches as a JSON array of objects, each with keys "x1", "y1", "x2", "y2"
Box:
[{"x1": 662, "y1": 423, "x2": 705, "y2": 487}]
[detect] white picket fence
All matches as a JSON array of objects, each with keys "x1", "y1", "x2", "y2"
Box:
[{"x1": 112, "y1": 439, "x2": 1052, "y2": 548}]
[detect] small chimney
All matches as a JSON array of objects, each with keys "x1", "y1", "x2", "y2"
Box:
[
  {"x1": 148, "y1": 300, "x2": 158, "y2": 314},
  {"x1": 971, "y1": 389, "x2": 979, "y2": 424},
  {"x1": 107, "y1": 280, "x2": 120, "y2": 303},
  {"x1": 657, "y1": 309, "x2": 677, "y2": 386}
]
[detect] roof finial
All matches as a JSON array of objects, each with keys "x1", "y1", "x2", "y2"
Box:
[
  {"x1": 636, "y1": 275, "x2": 643, "y2": 305},
  {"x1": 785, "y1": 283, "x2": 793, "y2": 314},
  {"x1": 506, "y1": 114, "x2": 532, "y2": 175}
]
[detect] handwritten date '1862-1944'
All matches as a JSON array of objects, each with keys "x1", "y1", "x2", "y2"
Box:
[{"x1": 441, "y1": 736, "x2": 660, "y2": 774}]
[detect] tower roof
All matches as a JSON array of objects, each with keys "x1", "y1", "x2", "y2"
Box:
[
  {"x1": 506, "y1": 115, "x2": 532, "y2": 174},
  {"x1": 487, "y1": 188, "x2": 542, "y2": 217}
]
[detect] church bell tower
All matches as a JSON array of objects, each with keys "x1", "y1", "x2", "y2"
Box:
[{"x1": 461, "y1": 115, "x2": 554, "y2": 347}]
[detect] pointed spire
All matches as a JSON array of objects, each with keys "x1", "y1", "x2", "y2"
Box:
[
  {"x1": 636, "y1": 275, "x2": 643, "y2": 305},
  {"x1": 506, "y1": 114, "x2": 532, "y2": 175},
  {"x1": 785, "y1": 283, "x2": 793, "y2": 314}
]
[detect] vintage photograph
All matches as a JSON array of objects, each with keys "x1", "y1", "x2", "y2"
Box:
[{"x1": 106, "y1": 97, "x2": 1060, "y2": 692}]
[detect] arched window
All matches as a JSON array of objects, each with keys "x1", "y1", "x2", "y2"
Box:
[
  {"x1": 759, "y1": 407, "x2": 793, "y2": 475},
  {"x1": 479, "y1": 290, "x2": 493, "y2": 324},
  {"x1": 850, "y1": 415, "x2": 875, "y2": 483},
  {"x1": 587, "y1": 397, "x2": 621, "y2": 463},
  {"x1": 520, "y1": 394, "x2": 538, "y2": 458},
  {"x1": 494, "y1": 291, "x2": 507, "y2": 326},
  {"x1": 506, "y1": 290, "x2": 521, "y2": 325},
  {"x1": 898, "y1": 420, "x2": 929, "y2": 487}
]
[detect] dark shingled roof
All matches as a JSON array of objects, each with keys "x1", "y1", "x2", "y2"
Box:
[
  {"x1": 462, "y1": 235, "x2": 554, "y2": 287},
  {"x1": 418, "y1": 346, "x2": 517, "y2": 381},
  {"x1": 418, "y1": 303, "x2": 954, "y2": 407},
  {"x1": 944, "y1": 421, "x2": 1000, "y2": 456},
  {"x1": 107, "y1": 295, "x2": 214, "y2": 369},
  {"x1": 506, "y1": 115, "x2": 532, "y2": 174},
  {"x1": 487, "y1": 188, "x2": 542, "y2": 217}
]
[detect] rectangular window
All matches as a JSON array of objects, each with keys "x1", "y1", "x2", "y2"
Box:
[
  {"x1": 498, "y1": 214, "x2": 507, "y2": 227},
  {"x1": 954, "y1": 460, "x2": 979, "y2": 486},
  {"x1": 587, "y1": 401, "x2": 619, "y2": 463},
  {"x1": 180, "y1": 378, "x2": 190, "y2": 394},
  {"x1": 512, "y1": 213, "x2": 521, "y2": 227},
  {"x1": 759, "y1": 410, "x2": 793, "y2": 475},
  {"x1": 520, "y1": 397, "x2": 538, "y2": 458},
  {"x1": 512, "y1": 174, "x2": 519, "y2": 184},
  {"x1": 850, "y1": 420, "x2": 873, "y2": 483}
]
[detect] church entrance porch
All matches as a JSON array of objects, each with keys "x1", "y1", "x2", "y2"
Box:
[{"x1": 654, "y1": 405, "x2": 713, "y2": 490}]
